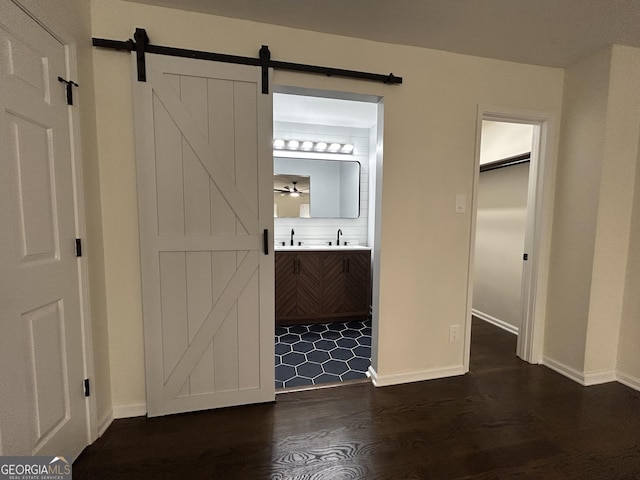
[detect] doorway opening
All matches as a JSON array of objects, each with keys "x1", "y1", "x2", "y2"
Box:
[
  {"x1": 467, "y1": 109, "x2": 552, "y2": 368},
  {"x1": 272, "y1": 89, "x2": 383, "y2": 391}
]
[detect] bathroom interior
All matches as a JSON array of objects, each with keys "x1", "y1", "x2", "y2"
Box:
[{"x1": 272, "y1": 91, "x2": 380, "y2": 389}]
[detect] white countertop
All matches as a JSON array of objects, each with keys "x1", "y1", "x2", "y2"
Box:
[{"x1": 275, "y1": 245, "x2": 371, "y2": 251}]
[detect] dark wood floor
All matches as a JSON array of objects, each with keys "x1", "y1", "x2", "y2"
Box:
[{"x1": 73, "y1": 319, "x2": 640, "y2": 479}]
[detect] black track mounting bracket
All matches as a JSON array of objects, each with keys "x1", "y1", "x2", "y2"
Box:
[
  {"x1": 259, "y1": 45, "x2": 271, "y2": 94},
  {"x1": 134, "y1": 28, "x2": 150, "y2": 82}
]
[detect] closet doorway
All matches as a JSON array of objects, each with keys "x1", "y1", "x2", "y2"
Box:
[{"x1": 467, "y1": 108, "x2": 554, "y2": 367}]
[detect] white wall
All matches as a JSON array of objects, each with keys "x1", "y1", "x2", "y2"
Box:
[
  {"x1": 618, "y1": 135, "x2": 640, "y2": 389},
  {"x1": 545, "y1": 45, "x2": 640, "y2": 386},
  {"x1": 273, "y1": 122, "x2": 371, "y2": 246},
  {"x1": 90, "y1": 0, "x2": 564, "y2": 407},
  {"x1": 583, "y1": 46, "x2": 640, "y2": 378},
  {"x1": 473, "y1": 163, "x2": 530, "y2": 332},
  {"x1": 544, "y1": 48, "x2": 611, "y2": 375},
  {"x1": 480, "y1": 121, "x2": 534, "y2": 164}
]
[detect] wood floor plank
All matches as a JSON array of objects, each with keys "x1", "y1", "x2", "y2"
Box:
[{"x1": 73, "y1": 319, "x2": 640, "y2": 479}]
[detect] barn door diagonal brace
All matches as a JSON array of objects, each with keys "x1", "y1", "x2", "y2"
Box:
[{"x1": 92, "y1": 28, "x2": 403, "y2": 93}]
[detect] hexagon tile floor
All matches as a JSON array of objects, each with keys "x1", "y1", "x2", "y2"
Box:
[{"x1": 275, "y1": 320, "x2": 372, "y2": 389}]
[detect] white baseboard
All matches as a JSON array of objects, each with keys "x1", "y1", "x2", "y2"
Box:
[
  {"x1": 367, "y1": 364, "x2": 465, "y2": 387},
  {"x1": 542, "y1": 356, "x2": 587, "y2": 385},
  {"x1": 583, "y1": 369, "x2": 617, "y2": 386},
  {"x1": 617, "y1": 371, "x2": 640, "y2": 392},
  {"x1": 472, "y1": 309, "x2": 519, "y2": 335},
  {"x1": 542, "y1": 356, "x2": 616, "y2": 386},
  {"x1": 112, "y1": 403, "x2": 147, "y2": 419},
  {"x1": 97, "y1": 410, "x2": 114, "y2": 437}
]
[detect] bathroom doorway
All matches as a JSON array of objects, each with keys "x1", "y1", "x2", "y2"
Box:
[
  {"x1": 272, "y1": 89, "x2": 382, "y2": 390},
  {"x1": 466, "y1": 108, "x2": 554, "y2": 368}
]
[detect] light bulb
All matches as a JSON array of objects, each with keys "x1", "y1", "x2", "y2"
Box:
[
  {"x1": 273, "y1": 139, "x2": 285, "y2": 149},
  {"x1": 328, "y1": 143, "x2": 341, "y2": 152},
  {"x1": 301, "y1": 141, "x2": 313, "y2": 150},
  {"x1": 341, "y1": 144, "x2": 354, "y2": 153},
  {"x1": 315, "y1": 142, "x2": 327, "y2": 151},
  {"x1": 287, "y1": 140, "x2": 299, "y2": 150}
]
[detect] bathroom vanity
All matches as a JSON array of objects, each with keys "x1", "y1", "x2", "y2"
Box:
[{"x1": 275, "y1": 246, "x2": 371, "y2": 326}]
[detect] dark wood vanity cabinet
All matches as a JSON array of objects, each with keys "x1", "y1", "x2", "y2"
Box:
[
  {"x1": 275, "y1": 250, "x2": 371, "y2": 326},
  {"x1": 275, "y1": 252, "x2": 322, "y2": 320},
  {"x1": 322, "y1": 252, "x2": 371, "y2": 316}
]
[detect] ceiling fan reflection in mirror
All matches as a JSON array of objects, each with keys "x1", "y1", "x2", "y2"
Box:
[
  {"x1": 274, "y1": 174, "x2": 310, "y2": 197},
  {"x1": 274, "y1": 181, "x2": 308, "y2": 197}
]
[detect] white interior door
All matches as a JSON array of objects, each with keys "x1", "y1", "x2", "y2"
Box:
[
  {"x1": 0, "y1": 0, "x2": 89, "y2": 457},
  {"x1": 132, "y1": 54, "x2": 274, "y2": 417}
]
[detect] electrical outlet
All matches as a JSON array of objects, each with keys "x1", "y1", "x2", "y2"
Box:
[{"x1": 449, "y1": 324, "x2": 461, "y2": 343}]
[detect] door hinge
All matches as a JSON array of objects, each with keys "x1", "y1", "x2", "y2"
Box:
[
  {"x1": 83, "y1": 378, "x2": 90, "y2": 397},
  {"x1": 75, "y1": 238, "x2": 83, "y2": 257},
  {"x1": 523, "y1": 253, "x2": 528, "y2": 261},
  {"x1": 58, "y1": 77, "x2": 79, "y2": 105}
]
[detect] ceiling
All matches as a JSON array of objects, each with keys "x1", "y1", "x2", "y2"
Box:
[{"x1": 126, "y1": 0, "x2": 640, "y2": 68}]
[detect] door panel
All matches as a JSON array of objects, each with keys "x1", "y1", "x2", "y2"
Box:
[
  {"x1": 275, "y1": 252, "x2": 297, "y2": 319},
  {"x1": 345, "y1": 253, "x2": 372, "y2": 313},
  {"x1": 323, "y1": 252, "x2": 371, "y2": 316},
  {"x1": 323, "y1": 253, "x2": 348, "y2": 314},
  {"x1": 0, "y1": 0, "x2": 88, "y2": 457},
  {"x1": 133, "y1": 54, "x2": 274, "y2": 416},
  {"x1": 296, "y1": 254, "x2": 322, "y2": 315}
]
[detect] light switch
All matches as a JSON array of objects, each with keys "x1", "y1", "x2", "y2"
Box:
[{"x1": 455, "y1": 194, "x2": 466, "y2": 214}]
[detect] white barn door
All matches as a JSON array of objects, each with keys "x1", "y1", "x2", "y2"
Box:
[
  {"x1": 132, "y1": 54, "x2": 274, "y2": 417},
  {"x1": 0, "y1": 0, "x2": 90, "y2": 457}
]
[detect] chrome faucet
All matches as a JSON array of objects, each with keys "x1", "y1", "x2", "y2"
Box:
[
  {"x1": 290, "y1": 228, "x2": 295, "y2": 246},
  {"x1": 336, "y1": 228, "x2": 343, "y2": 246}
]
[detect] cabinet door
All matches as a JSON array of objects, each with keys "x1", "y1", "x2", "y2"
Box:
[
  {"x1": 322, "y1": 252, "x2": 348, "y2": 314},
  {"x1": 296, "y1": 253, "x2": 322, "y2": 315},
  {"x1": 345, "y1": 252, "x2": 371, "y2": 314},
  {"x1": 275, "y1": 253, "x2": 297, "y2": 319}
]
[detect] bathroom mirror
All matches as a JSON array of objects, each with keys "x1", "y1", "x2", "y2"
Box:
[{"x1": 274, "y1": 158, "x2": 360, "y2": 218}]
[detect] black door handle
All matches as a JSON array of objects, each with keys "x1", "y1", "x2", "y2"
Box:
[{"x1": 263, "y1": 229, "x2": 269, "y2": 255}]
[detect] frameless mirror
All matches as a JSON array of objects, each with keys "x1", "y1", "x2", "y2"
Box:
[{"x1": 274, "y1": 157, "x2": 360, "y2": 218}]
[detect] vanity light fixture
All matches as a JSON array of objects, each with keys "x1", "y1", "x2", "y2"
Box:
[{"x1": 272, "y1": 139, "x2": 354, "y2": 155}]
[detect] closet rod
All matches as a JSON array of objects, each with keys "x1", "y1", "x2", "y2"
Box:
[
  {"x1": 92, "y1": 28, "x2": 402, "y2": 94},
  {"x1": 480, "y1": 152, "x2": 531, "y2": 173}
]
